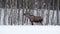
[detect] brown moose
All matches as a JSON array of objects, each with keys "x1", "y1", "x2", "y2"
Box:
[{"x1": 23, "y1": 12, "x2": 43, "y2": 25}]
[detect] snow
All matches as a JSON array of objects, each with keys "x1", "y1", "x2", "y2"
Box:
[{"x1": 0, "y1": 26, "x2": 60, "y2": 34}]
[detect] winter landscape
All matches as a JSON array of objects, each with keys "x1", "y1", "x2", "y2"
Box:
[{"x1": 0, "y1": 0, "x2": 60, "y2": 25}]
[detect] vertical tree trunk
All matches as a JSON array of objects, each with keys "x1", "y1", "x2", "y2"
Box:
[
  {"x1": 0, "y1": 9, "x2": 1, "y2": 25},
  {"x1": 51, "y1": 0, "x2": 54, "y2": 25},
  {"x1": 22, "y1": 0, "x2": 25, "y2": 25},
  {"x1": 57, "y1": 0, "x2": 59, "y2": 25}
]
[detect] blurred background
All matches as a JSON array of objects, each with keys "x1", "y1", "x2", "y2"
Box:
[{"x1": 0, "y1": 0, "x2": 60, "y2": 25}]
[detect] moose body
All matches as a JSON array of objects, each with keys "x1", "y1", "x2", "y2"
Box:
[{"x1": 23, "y1": 13, "x2": 43, "y2": 25}]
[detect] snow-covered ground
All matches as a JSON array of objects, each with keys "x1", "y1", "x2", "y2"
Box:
[
  {"x1": 0, "y1": 26, "x2": 60, "y2": 34},
  {"x1": 0, "y1": 8, "x2": 60, "y2": 25}
]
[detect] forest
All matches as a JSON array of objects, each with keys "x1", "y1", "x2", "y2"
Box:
[
  {"x1": 0, "y1": 0, "x2": 60, "y2": 25},
  {"x1": 0, "y1": 0, "x2": 60, "y2": 10}
]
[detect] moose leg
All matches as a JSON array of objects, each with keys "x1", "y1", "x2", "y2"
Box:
[
  {"x1": 39, "y1": 18, "x2": 43, "y2": 25},
  {"x1": 41, "y1": 22, "x2": 43, "y2": 25},
  {"x1": 40, "y1": 22, "x2": 43, "y2": 25},
  {"x1": 31, "y1": 22, "x2": 33, "y2": 25},
  {"x1": 40, "y1": 20, "x2": 43, "y2": 25}
]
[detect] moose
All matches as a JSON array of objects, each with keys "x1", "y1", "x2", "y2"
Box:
[{"x1": 23, "y1": 12, "x2": 43, "y2": 25}]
